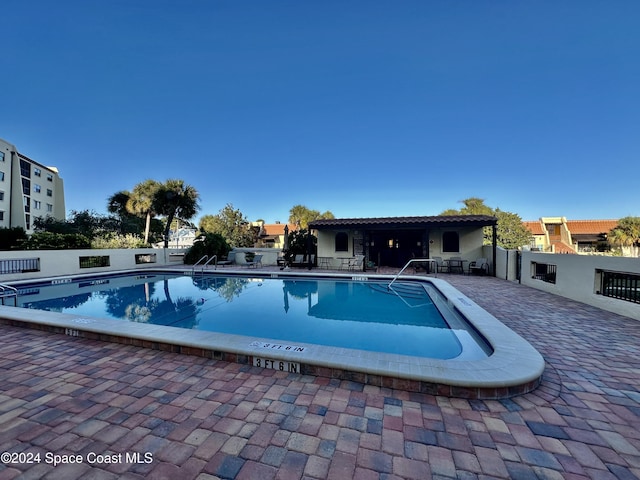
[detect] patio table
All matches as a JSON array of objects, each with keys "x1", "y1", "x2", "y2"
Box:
[{"x1": 318, "y1": 257, "x2": 332, "y2": 269}]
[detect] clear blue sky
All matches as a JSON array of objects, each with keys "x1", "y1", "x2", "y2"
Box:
[{"x1": 2, "y1": 1, "x2": 638, "y2": 224}]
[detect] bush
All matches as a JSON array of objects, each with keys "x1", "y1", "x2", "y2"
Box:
[
  {"x1": 22, "y1": 232, "x2": 91, "y2": 250},
  {"x1": 0, "y1": 227, "x2": 28, "y2": 250},
  {"x1": 184, "y1": 233, "x2": 231, "y2": 264},
  {"x1": 91, "y1": 233, "x2": 146, "y2": 249}
]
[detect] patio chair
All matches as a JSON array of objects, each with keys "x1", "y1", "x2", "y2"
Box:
[
  {"x1": 348, "y1": 254, "x2": 365, "y2": 271},
  {"x1": 245, "y1": 254, "x2": 263, "y2": 269},
  {"x1": 433, "y1": 256, "x2": 448, "y2": 273},
  {"x1": 468, "y1": 258, "x2": 489, "y2": 275}
]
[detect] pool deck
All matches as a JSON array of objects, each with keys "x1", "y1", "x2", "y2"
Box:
[{"x1": 1, "y1": 269, "x2": 640, "y2": 479}]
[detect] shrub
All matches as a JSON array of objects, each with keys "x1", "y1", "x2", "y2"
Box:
[
  {"x1": 184, "y1": 233, "x2": 231, "y2": 264},
  {"x1": 91, "y1": 233, "x2": 146, "y2": 249},
  {"x1": 22, "y1": 232, "x2": 91, "y2": 250},
  {"x1": 0, "y1": 227, "x2": 28, "y2": 250}
]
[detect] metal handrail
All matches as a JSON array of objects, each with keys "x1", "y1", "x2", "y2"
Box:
[
  {"x1": 191, "y1": 255, "x2": 208, "y2": 274},
  {"x1": 202, "y1": 255, "x2": 217, "y2": 271},
  {"x1": 0, "y1": 283, "x2": 19, "y2": 306},
  {"x1": 388, "y1": 258, "x2": 437, "y2": 289}
]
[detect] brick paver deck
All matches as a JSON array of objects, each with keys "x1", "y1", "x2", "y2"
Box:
[{"x1": 1, "y1": 273, "x2": 639, "y2": 479}]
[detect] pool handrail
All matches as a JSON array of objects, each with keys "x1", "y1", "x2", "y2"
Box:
[
  {"x1": 388, "y1": 258, "x2": 437, "y2": 289},
  {"x1": 0, "y1": 283, "x2": 18, "y2": 306},
  {"x1": 203, "y1": 255, "x2": 217, "y2": 271},
  {"x1": 192, "y1": 255, "x2": 208, "y2": 274}
]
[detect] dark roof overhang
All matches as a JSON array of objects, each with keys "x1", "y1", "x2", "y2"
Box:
[{"x1": 308, "y1": 215, "x2": 498, "y2": 230}]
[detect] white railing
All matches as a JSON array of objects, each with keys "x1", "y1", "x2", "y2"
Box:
[
  {"x1": 388, "y1": 258, "x2": 437, "y2": 289},
  {"x1": 0, "y1": 283, "x2": 18, "y2": 306}
]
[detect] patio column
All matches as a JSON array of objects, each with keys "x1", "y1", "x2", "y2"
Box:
[{"x1": 492, "y1": 223, "x2": 497, "y2": 277}]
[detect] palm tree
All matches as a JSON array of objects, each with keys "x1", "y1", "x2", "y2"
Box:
[
  {"x1": 126, "y1": 180, "x2": 160, "y2": 244},
  {"x1": 153, "y1": 179, "x2": 200, "y2": 248},
  {"x1": 609, "y1": 217, "x2": 640, "y2": 257}
]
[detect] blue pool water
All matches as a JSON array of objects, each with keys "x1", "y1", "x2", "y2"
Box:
[{"x1": 16, "y1": 273, "x2": 491, "y2": 360}]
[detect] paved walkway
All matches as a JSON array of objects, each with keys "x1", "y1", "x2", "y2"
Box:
[{"x1": 1, "y1": 273, "x2": 639, "y2": 479}]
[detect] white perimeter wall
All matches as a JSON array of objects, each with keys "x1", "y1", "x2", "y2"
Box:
[
  {"x1": 517, "y1": 251, "x2": 640, "y2": 320},
  {"x1": 0, "y1": 248, "x2": 188, "y2": 282}
]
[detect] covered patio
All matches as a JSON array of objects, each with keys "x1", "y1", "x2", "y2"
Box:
[{"x1": 309, "y1": 215, "x2": 498, "y2": 273}]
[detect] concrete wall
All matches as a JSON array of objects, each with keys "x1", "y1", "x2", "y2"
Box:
[
  {"x1": 488, "y1": 246, "x2": 518, "y2": 282},
  {"x1": 231, "y1": 248, "x2": 282, "y2": 266},
  {"x1": 0, "y1": 248, "x2": 188, "y2": 282},
  {"x1": 519, "y1": 251, "x2": 640, "y2": 320}
]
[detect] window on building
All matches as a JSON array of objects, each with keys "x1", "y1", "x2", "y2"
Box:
[
  {"x1": 47, "y1": 174, "x2": 53, "y2": 182},
  {"x1": 47, "y1": 204, "x2": 53, "y2": 212},
  {"x1": 0, "y1": 211, "x2": 4, "y2": 221},
  {"x1": 0, "y1": 172, "x2": 4, "y2": 181},
  {"x1": 20, "y1": 160, "x2": 30, "y2": 177},
  {"x1": 46, "y1": 189, "x2": 53, "y2": 197},
  {"x1": 335, "y1": 232, "x2": 349, "y2": 252},
  {"x1": 34, "y1": 184, "x2": 41, "y2": 193},
  {"x1": 34, "y1": 200, "x2": 41, "y2": 210},
  {"x1": 0, "y1": 152, "x2": 4, "y2": 162},
  {"x1": 0, "y1": 191, "x2": 4, "y2": 201},
  {"x1": 442, "y1": 231, "x2": 460, "y2": 253},
  {"x1": 34, "y1": 168, "x2": 41, "y2": 177}
]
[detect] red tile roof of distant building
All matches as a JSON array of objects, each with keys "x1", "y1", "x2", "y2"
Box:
[{"x1": 566, "y1": 219, "x2": 619, "y2": 234}]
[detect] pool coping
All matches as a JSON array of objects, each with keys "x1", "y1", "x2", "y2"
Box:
[{"x1": 0, "y1": 268, "x2": 545, "y2": 399}]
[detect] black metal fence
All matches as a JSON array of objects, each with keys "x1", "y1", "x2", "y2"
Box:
[
  {"x1": 600, "y1": 270, "x2": 640, "y2": 304},
  {"x1": 532, "y1": 262, "x2": 557, "y2": 284},
  {"x1": 79, "y1": 256, "x2": 110, "y2": 269}
]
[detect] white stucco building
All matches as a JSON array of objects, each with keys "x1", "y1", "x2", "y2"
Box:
[{"x1": 0, "y1": 138, "x2": 66, "y2": 232}]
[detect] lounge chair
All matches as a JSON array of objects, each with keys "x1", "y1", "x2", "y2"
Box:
[
  {"x1": 245, "y1": 254, "x2": 263, "y2": 269},
  {"x1": 468, "y1": 258, "x2": 489, "y2": 275},
  {"x1": 217, "y1": 252, "x2": 235, "y2": 267}
]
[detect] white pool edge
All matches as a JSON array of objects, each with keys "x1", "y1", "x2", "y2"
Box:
[{"x1": 0, "y1": 269, "x2": 545, "y2": 398}]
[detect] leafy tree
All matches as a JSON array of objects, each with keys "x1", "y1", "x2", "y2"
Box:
[
  {"x1": 493, "y1": 209, "x2": 534, "y2": 249},
  {"x1": 184, "y1": 233, "x2": 231, "y2": 264},
  {"x1": 440, "y1": 198, "x2": 533, "y2": 249},
  {"x1": 153, "y1": 179, "x2": 200, "y2": 248},
  {"x1": 284, "y1": 229, "x2": 317, "y2": 264},
  {"x1": 126, "y1": 179, "x2": 161, "y2": 244},
  {"x1": 199, "y1": 204, "x2": 256, "y2": 247},
  {"x1": 609, "y1": 216, "x2": 640, "y2": 257},
  {"x1": 288, "y1": 205, "x2": 334, "y2": 229}
]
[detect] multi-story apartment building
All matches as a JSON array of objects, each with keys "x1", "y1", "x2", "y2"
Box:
[{"x1": 0, "y1": 138, "x2": 65, "y2": 232}]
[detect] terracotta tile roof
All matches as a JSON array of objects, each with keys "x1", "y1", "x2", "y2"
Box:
[
  {"x1": 551, "y1": 241, "x2": 576, "y2": 254},
  {"x1": 523, "y1": 221, "x2": 545, "y2": 235},
  {"x1": 260, "y1": 224, "x2": 297, "y2": 236},
  {"x1": 565, "y1": 220, "x2": 619, "y2": 235},
  {"x1": 309, "y1": 215, "x2": 497, "y2": 229}
]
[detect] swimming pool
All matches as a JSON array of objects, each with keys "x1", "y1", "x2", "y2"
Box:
[
  {"x1": 1, "y1": 269, "x2": 545, "y2": 398},
  {"x1": 16, "y1": 272, "x2": 491, "y2": 361}
]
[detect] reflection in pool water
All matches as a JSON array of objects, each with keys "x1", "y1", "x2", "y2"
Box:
[{"x1": 18, "y1": 273, "x2": 491, "y2": 360}]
